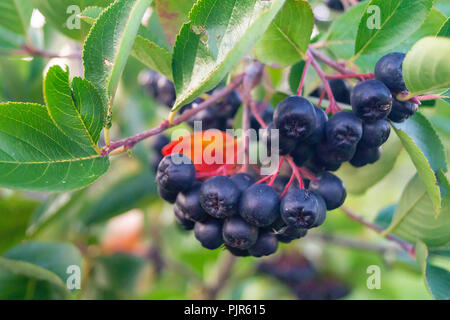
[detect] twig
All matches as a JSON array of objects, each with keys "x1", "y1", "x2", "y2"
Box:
[
  {"x1": 297, "y1": 58, "x2": 311, "y2": 96},
  {"x1": 102, "y1": 75, "x2": 244, "y2": 155},
  {"x1": 15, "y1": 44, "x2": 82, "y2": 60},
  {"x1": 309, "y1": 47, "x2": 354, "y2": 75},
  {"x1": 206, "y1": 253, "x2": 237, "y2": 300},
  {"x1": 340, "y1": 206, "x2": 415, "y2": 257}
]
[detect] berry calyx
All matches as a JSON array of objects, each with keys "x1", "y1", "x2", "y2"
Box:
[
  {"x1": 280, "y1": 189, "x2": 326, "y2": 229},
  {"x1": 325, "y1": 111, "x2": 363, "y2": 152},
  {"x1": 273, "y1": 96, "x2": 316, "y2": 141},
  {"x1": 200, "y1": 176, "x2": 240, "y2": 219}
]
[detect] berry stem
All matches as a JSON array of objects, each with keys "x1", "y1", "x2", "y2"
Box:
[
  {"x1": 326, "y1": 72, "x2": 374, "y2": 81},
  {"x1": 309, "y1": 47, "x2": 355, "y2": 76},
  {"x1": 102, "y1": 74, "x2": 245, "y2": 155},
  {"x1": 14, "y1": 43, "x2": 82, "y2": 60},
  {"x1": 416, "y1": 94, "x2": 446, "y2": 101},
  {"x1": 297, "y1": 58, "x2": 311, "y2": 96},
  {"x1": 268, "y1": 157, "x2": 285, "y2": 186},
  {"x1": 280, "y1": 173, "x2": 296, "y2": 198},
  {"x1": 286, "y1": 156, "x2": 304, "y2": 189},
  {"x1": 307, "y1": 51, "x2": 341, "y2": 114},
  {"x1": 298, "y1": 167, "x2": 318, "y2": 182},
  {"x1": 250, "y1": 101, "x2": 268, "y2": 129},
  {"x1": 340, "y1": 206, "x2": 415, "y2": 257}
]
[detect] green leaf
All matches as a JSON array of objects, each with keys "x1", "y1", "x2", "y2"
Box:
[
  {"x1": 83, "y1": 0, "x2": 151, "y2": 102},
  {"x1": 81, "y1": 6, "x2": 173, "y2": 80},
  {"x1": 383, "y1": 174, "x2": 450, "y2": 248},
  {"x1": 254, "y1": 0, "x2": 314, "y2": 67},
  {"x1": 337, "y1": 133, "x2": 402, "y2": 195},
  {"x1": 392, "y1": 112, "x2": 447, "y2": 216},
  {"x1": 172, "y1": 0, "x2": 286, "y2": 110},
  {"x1": 416, "y1": 241, "x2": 450, "y2": 300},
  {"x1": 0, "y1": 257, "x2": 68, "y2": 299},
  {"x1": 82, "y1": 170, "x2": 156, "y2": 225},
  {"x1": 437, "y1": 18, "x2": 450, "y2": 37},
  {"x1": 403, "y1": 37, "x2": 450, "y2": 96},
  {"x1": 0, "y1": 0, "x2": 33, "y2": 35},
  {"x1": 354, "y1": 0, "x2": 433, "y2": 57},
  {"x1": 0, "y1": 242, "x2": 82, "y2": 299},
  {"x1": 30, "y1": 0, "x2": 113, "y2": 41},
  {"x1": 154, "y1": 0, "x2": 196, "y2": 46},
  {"x1": 0, "y1": 195, "x2": 39, "y2": 253},
  {"x1": 44, "y1": 65, "x2": 105, "y2": 151},
  {"x1": 0, "y1": 102, "x2": 109, "y2": 192},
  {"x1": 0, "y1": 25, "x2": 26, "y2": 52}
]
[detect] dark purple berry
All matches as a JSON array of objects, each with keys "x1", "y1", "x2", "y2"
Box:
[
  {"x1": 222, "y1": 216, "x2": 258, "y2": 250},
  {"x1": 309, "y1": 172, "x2": 346, "y2": 210},
  {"x1": 350, "y1": 145, "x2": 382, "y2": 167},
  {"x1": 281, "y1": 189, "x2": 326, "y2": 229},
  {"x1": 330, "y1": 79, "x2": 351, "y2": 105},
  {"x1": 200, "y1": 176, "x2": 240, "y2": 219},
  {"x1": 176, "y1": 184, "x2": 208, "y2": 222},
  {"x1": 326, "y1": 111, "x2": 362, "y2": 152},
  {"x1": 388, "y1": 99, "x2": 418, "y2": 123},
  {"x1": 351, "y1": 80, "x2": 393, "y2": 122},
  {"x1": 194, "y1": 218, "x2": 223, "y2": 250},
  {"x1": 291, "y1": 143, "x2": 314, "y2": 166},
  {"x1": 230, "y1": 173, "x2": 255, "y2": 193},
  {"x1": 249, "y1": 231, "x2": 278, "y2": 257},
  {"x1": 156, "y1": 154, "x2": 196, "y2": 193},
  {"x1": 239, "y1": 184, "x2": 280, "y2": 227},
  {"x1": 308, "y1": 107, "x2": 328, "y2": 145},
  {"x1": 360, "y1": 120, "x2": 391, "y2": 148},
  {"x1": 226, "y1": 246, "x2": 250, "y2": 257},
  {"x1": 273, "y1": 96, "x2": 316, "y2": 141},
  {"x1": 374, "y1": 52, "x2": 407, "y2": 94},
  {"x1": 157, "y1": 184, "x2": 178, "y2": 203},
  {"x1": 152, "y1": 135, "x2": 170, "y2": 154},
  {"x1": 173, "y1": 204, "x2": 195, "y2": 230}
]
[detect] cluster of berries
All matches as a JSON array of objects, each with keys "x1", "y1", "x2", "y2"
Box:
[
  {"x1": 324, "y1": 0, "x2": 362, "y2": 12},
  {"x1": 141, "y1": 70, "x2": 242, "y2": 131},
  {"x1": 258, "y1": 252, "x2": 350, "y2": 300}
]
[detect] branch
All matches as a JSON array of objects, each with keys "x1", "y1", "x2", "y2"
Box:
[
  {"x1": 14, "y1": 44, "x2": 82, "y2": 60},
  {"x1": 340, "y1": 206, "x2": 415, "y2": 257},
  {"x1": 102, "y1": 74, "x2": 245, "y2": 155},
  {"x1": 309, "y1": 47, "x2": 354, "y2": 75},
  {"x1": 206, "y1": 253, "x2": 237, "y2": 299}
]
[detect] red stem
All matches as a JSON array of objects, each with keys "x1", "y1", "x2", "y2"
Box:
[
  {"x1": 416, "y1": 94, "x2": 444, "y2": 101},
  {"x1": 326, "y1": 73, "x2": 374, "y2": 81},
  {"x1": 340, "y1": 206, "x2": 415, "y2": 257},
  {"x1": 308, "y1": 51, "x2": 340, "y2": 114},
  {"x1": 309, "y1": 47, "x2": 354, "y2": 75},
  {"x1": 250, "y1": 101, "x2": 267, "y2": 129},
  {"x1": 268, "y1": 157, "x2": 285, "y2": 186},
  {"x1": 297, "y1": 58, "x2": 311, "y2": 96},
  {"x1": 280, "y1": 173, "x2": 296, "y2": 198},
  {"x1": 286, "y1": 156, "x2": 304, "y2": 189}
]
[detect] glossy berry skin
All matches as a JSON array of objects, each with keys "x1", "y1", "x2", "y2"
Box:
[
  {"x1": 176, "y1": 184, "x2": 208, "y2": 222},
  {"x1": 325, "y1": 111, "x2": 363, "y2": 152},
  {"x1": 194, "y1": 218, "x2": 224, "y2": 250},
  {"x1": 351, "y1": 80, "x2": 393, "y2": 122},
  {"x1": 277, "y1": 226, "x2": 307, "y2": 243},
  {"x1": 350, "y1": 145, "x2": 382, "y2": 167},
  {"x1": 239, "y1": 184, "x2": 280, "y2": 227},
  {"x1": 308, "y1": 107, "x2": 328, "y2": 145},
  {"x1": 360, "y1": 120, "x2": 391, "y2": 148},
  {"x1": 223, "y1": 216, "x2": 258, "y2": 250},
  {"x1": 291, "y1": 143, "x2": 314, "y2": 167},
  {"x1": 316, "y1": 139, "x2": 356, "y2": 165},
  {"x1": 388, "y1": 99, "x2": 418, "y2": 123},
  {"x1": 249, "y1": 231, "x2": 278, "y2": 257},
  {"x1": 226, "y1": 246, "x2": 250, "y2": 257},
  {"x1": 173, "y1": 204, "x2": 195, "y2": 230},
  {"x1": 156, "y1": 154, "x2": 196, "y2": 193},
  {"x1": 230, "y1": 173, "x2": 255, "y2": 193},
  {"x1": 281, "y1": 189, "x2": 326, "y2": 229},
  {"x1": 330, "y1": 79, "x2": 351, "y2": 105},
  {"x1": 374, "y1": 52, "x2": 407, "y2": 93},
  {"x1": 262, "y1": 122, "x2": 296, "y2": 156},
  {"x1": 200, "y1": 176, "x2": 240, "y2": 219},
  {"x1": 309, "y1": 172, "x2": 346, "y2": 210},
  {"x1": 157, "y1": 185, "x2": 179, "y2": 204},
  {"x1": 273, "y1": 96, "x2": 316, "y2": 141}
]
